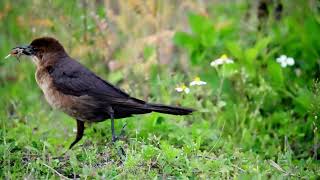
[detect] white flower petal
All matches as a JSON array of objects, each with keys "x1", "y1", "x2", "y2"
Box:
[
  {"x1": 189, "y1": 81, "x2": 197, "y2": 86},
  {"x1": 210, "y1": 60, "x2": 221, "y2": 67},
  {"x1": 277, "y1": 55, "x2": 287, "y2": 63},
  {"x1": 286, "y1": 57, "x2": 295, "y2": 66},
  {"x1": 210, "y1": 61, "x2": 217, "y2": 67},
  {"x1": 225, "y1": 59, "x2": 234, "y2": 64},
  {"x1": 280, "y1": 55, "x2": 287, "y2": 60},
  {"x1": 280, "y1": 62, "x2": 287, "y2": 68},
  {"x1": 190, "y1": 80, "x2": 206, "y2": 86},
  {"x1": 175, "y1": 87, "x2": 183, "y2": 92},
  {"x1": 276, "y1": 57, "x2": 282, "y2": 63},
  {"x1": 198, "y1": 81, "x2": 207, "y2": 85},
  {"x1": 184, "y1": 88, "x2": 190, "y2": 94},
  {"x1": 276, "y1": 55, "x2": 296, "y2": 68},
  {"x1": 200, "y1": 81, "x2": 207, "y2": 85},
  {"x1": 211, "y1": 59, "x2": 230, "y2": 67},
  {"x1": 276, "y1": 58, "x2": 284, "y2": 63},
  {"x1": 211, "y1": 54, "x2": 235, "y2": 67}
]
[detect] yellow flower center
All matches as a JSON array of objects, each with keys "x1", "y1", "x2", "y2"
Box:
[
  {"x1": 220, "y1": 54, "x2": 228, "y2": 59},
  {"x1": 194, "y1": 77, "x2": 201, "y2": 82},
  {"x1": 181, "y1": 84, "x2": 187, "y2": 90}
]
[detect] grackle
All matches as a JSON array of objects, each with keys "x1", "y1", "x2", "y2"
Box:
[{"x1": 7, "y1": 37, "x2": 194, "y2": 149}]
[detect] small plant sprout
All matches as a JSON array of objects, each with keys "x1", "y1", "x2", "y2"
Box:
[
  {"x1": 217, "y1": 100, "x2": 227, "y2": 108},
  {"x1": 175, "y1": 84, "x2": 190, "y2": 94},
  {"x1": 210, "y1": 54, "x2": 234, "y2": 67},
  {"x1": 276, "y1": 55, "x2": 295, "y2": 68},
  {"x1": 189, "y1": 77, "x2": 207, "y2": 86}
]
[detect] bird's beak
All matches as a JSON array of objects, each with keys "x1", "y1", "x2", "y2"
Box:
[
  {"x1": 13, "y1": 45, "x2": 35, "y2": 56},
  {"x1": 5, "y1": 45, "x2": 35, "y2": 59}
]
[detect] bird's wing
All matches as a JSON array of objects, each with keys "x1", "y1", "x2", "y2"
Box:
[{"x1": 51, "y1": 58, "x2": 132, "y2": 102}]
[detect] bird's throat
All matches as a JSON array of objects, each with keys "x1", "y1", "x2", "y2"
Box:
[{"x1": 31, "y1": 55, "x2": 41, "y2": 66}]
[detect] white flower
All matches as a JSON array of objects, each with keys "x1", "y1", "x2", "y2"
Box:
[
  {"x1": 276, "y1": 55, "x2": 295, "y2": 68},
  {"x1": 175, "y1": 84, "x2": 190, "y2": 94},
  {"x1": 189, "y1": 77, "x2": 207, "y2": 86},
  {"x1": 210, "y1": 54, "x2": 234, "y2": 67}
]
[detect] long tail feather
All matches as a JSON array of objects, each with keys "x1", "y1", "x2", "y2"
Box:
[{"x1": 146, "y1": 103, "x2": 195, "y2": 115}]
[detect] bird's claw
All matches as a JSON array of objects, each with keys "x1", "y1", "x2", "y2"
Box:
[
  {"x1": 112, "y1": 136, "x2": 126, "y2": 158},
  {"x1": 112, "y1": 123, "x2": 127, "y2": 158},
  {"x1": 112, "y1": 123, "x2": 127, "y2": 143},
  {"x1": 112, "y1": 135, "x2": 118, "y2": 142}
]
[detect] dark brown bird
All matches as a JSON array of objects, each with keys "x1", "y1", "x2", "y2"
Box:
[{"x1": 8, "y1": 37, "x2": 194, "y2": 149}]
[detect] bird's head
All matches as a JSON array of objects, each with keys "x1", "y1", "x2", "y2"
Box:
[{"x1": 6, "y1": 37, "x2": 66, "y2": 64}]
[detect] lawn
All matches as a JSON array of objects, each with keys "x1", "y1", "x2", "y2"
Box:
[{"x1": 0, "y1": 0, "x2": 319, "y2": 179}]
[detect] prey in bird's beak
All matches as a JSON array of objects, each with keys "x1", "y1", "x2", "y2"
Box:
[{"x1": 5, "y1": 45, "x2": 34, "y2": 61}]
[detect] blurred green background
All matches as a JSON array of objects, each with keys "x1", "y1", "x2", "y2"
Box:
[{"x1": 0, "y1": 0, "x2": 319, "y2": 179}]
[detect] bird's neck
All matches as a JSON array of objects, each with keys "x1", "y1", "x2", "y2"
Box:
[{"x1": 32, "y1": 52, "x2": 68, "y2": 68}]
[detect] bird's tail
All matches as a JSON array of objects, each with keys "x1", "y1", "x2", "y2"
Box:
[{"x1": 146, "y1": 103, "x2": 195, "y2": 115}]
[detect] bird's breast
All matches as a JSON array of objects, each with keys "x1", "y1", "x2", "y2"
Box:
[
  {"x1": 35, "y1": 68, "x2": 74, "y2": 111},
  {"x1": 34, "y1": 67, "x2": 102, "y2": 121}
]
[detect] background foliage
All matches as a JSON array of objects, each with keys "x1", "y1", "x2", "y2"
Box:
[{"x1": 0, "y1": 0, "x2": 319, "y2": 179}]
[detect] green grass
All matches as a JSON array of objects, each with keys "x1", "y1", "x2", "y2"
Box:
[{"x1": 1, "y1": 0, "x2": 320, "y2": 179}]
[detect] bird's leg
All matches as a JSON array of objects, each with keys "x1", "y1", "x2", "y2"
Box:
[
  {"x1": 108, "y1": 107, "x2": 126, "y2": 157},
  {"x1": 109, "y1": 107, "x2": 117, "y2": 142},
  {"x1": 69, "y1": 119, "x2": 85, "y2": 149}
]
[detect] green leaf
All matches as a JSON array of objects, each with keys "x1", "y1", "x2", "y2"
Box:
[
  {"x1": 188, "y1": 13, "x2": 213, "y2": 35},
  {"x1": 254, "y1": 37, "x2": 271, "y2": 52},
  {"x1": 226, "y1": 41, "x2": 243, "y2": 59},
  {"x1": 294, "y1": 88, "x2": 313, "y2": 115},
  {"x1": 173, "y1": 31, "x2": 197, "y2": 51},
  {"x1": 267, "y1": 61, "x2": 284, "y2": 88},
  {"x1": 108, "y1": 71, "x2": 123, "y2": 84},
  {"x1": 245, "y1": 48, "x2": 258, "y2": 63},
  {"x1": 190, "y1": 50, "x2": 206, "y2": 65},
  {"x1": 143, "y1": 45, "x2": 155, "y2": 60},
  {"x1": 201, "y1": 29, "x2": 216, "y2": 47}
]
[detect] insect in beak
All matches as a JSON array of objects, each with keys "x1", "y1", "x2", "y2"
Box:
[
  {"x1": 4, "y1": 54, "x2": 11, "y2": 59},
  {"x1": 4, "y1": 46, "x2": 33, "y2": 62}
]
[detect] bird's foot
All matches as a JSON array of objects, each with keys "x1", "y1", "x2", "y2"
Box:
[
  {"x1": 112, "y1": 123, "x2": 127, "y2": 142},
  {"x1": 112, "y1": 135, "x2": 118, "y2": 142},
  {"x1": 112, "y1": 139, "x2": 126, "y2": 159},
  {"x1": 112, "y1": 125, "x2": 127, "y2": 158}
]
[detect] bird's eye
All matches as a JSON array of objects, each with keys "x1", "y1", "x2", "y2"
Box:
[
  {"x1": 32, "y1": 47, "x2": 38, "y2": 52},
  {"x1": 46, "y1": 66, "x2": 54, "y2": 74}
]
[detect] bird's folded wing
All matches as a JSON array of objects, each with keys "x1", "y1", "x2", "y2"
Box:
[{"x1": 51, "y1": 59, "x2": 132, "y2": 103}]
